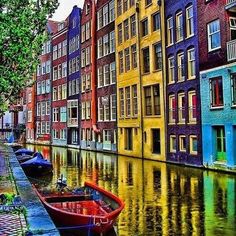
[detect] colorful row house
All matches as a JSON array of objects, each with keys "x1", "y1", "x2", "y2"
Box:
[
  {"x1": 67, "y1": 6, "x2": 81, "y2": 147},
  {"x1": 35, "y1": 20, "x2": 58, "y2": 145},
  {"x1": 199, "y1": 0, "x2": 236, "y2": 168},
  {"x1": 51, "y1": 20, "x2": 68, "y2": 146},
  {"x1": 164, "y1": 0, "x2": 202, "y2": 166}
]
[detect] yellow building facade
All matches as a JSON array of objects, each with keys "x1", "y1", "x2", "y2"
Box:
[{"x1": 115, "y1": 0, "x2": 166, "y2": 160}]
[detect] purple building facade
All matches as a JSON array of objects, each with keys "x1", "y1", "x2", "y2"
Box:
[
  {"x1": 67, "y1": 6, "x2": 81, "y2": 147},
  {"x1": 165, "y1": 0, "x2": 202, "y2": 166}
]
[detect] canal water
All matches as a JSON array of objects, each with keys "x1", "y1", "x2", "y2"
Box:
[{"x1": 25, "y1": 144, "x2": 236, "y2": 236}]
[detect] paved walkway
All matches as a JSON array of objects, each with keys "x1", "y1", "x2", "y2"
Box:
[{"x1": 0, "y1": 143, "x2": 28, "y2": 235}]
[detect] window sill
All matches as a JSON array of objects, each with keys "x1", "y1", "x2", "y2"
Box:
[
  {"x1": 177, "y1": 122, "x2": 186, "y2": 125},
  {"x1": 176, "y1": 39, "x2": 184, "y2": 44},
  {"x1": 170, "y1": 150, "x2": 176, "y2": 153},
  {"x1": 143, "y1": 71, "x2": 150, "y2": 76},
  {"x1": 168, "y1": 122, "x2": 176, "y2": 125},
  {"x1": 187, "y1": 121, "x2": 197, "y2": 125},
  {"x1": 152, "y1": 69, "x2": 162, "y2": 73},
  {"x1": 187, "y1": 76, "x2": 196, "y2": 80},
  {"x1": 144, "y1": 115, "x2": 162, "y2": 118},
  {"x1": 186, "y1": 34, "x2": 194, "y2": 40},
  {"x1": 210, "y1": 106, "x2": 224, "y2": 110},
  {"x1": 190, "y1": 152, "x2": 198, "y2": 156},
  {"x1": 231, "y1": 105, "x2": 236, "y2": 108},
  {"x1": 166, "y1": 44, "x2": 174, "y2": 48},
  {"x1": 145, "y1": 3, "x2": 153, "y2": 9},
  {"x1": 168, "y1": 81, "x2": 175, "y2": 85}
]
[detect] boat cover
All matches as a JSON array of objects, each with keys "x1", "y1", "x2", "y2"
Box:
[
  {"x1": 21, "y1": 152, "x2": 52, "y2": 167},
  {"x1": 15, "y1": 148, "x2": 34, "y2": 156}
]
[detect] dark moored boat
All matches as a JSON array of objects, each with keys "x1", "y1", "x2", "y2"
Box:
[
  {"x1": 15, "y1": 149, "x2": 35, "y2": 163},
  {"x1": 21, "y1": 152, "x2": 53, "y2": 176},
  {"x1": 34, "y1": 182, "x2": 125, "y2": 234}
]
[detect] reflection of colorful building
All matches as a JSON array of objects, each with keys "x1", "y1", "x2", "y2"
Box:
[
  {"x1": 199, "y1": 1, "x2": 236, "y2": 169},
  {"x1": 67, "y1": 6, "x2": 81, "y2": 147},
  {"x1": 35, "y1": 20, "x2": 58, "y2": 145},
  {"x1": 51, "y1": 20, "x2": 68, "y2": 146},
  {"x1": 165, "y1": 0, "x2": 202, "y2": 166},
  {"x1": 96, "y1": 0, "x2": 117, "y2": 153},
  {"x1": 204, "y1": 172, "x2": 236, "y2": 235}
]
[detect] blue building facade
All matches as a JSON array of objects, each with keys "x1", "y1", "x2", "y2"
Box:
[
  {"x1": 67, "y1": 6, "x2": 81, "y2": 147},
  {"x1": 165, "y1": 0, "x2": 202, "y2": 166},
  {"x1": 200, "y1": 65, "x2": 236, "y2": 168},
  {"x1": 198, "y1": 0, "x2": 236, "y2": 170}
]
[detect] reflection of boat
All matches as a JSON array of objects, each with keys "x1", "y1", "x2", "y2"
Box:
[
  {"x1": 34, "y1": 182, "x2": 125, "y2": 234},
  {"x1": 21, "y1": 152, "x2": 53, "y2": 176}
]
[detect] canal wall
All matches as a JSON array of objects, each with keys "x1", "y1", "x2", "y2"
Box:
[{"x1": 2, "y1": 144, "x2": 60, "y2": 236}]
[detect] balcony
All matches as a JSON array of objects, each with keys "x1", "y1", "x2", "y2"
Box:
[
  {"x1": 225, "y1": 0, "x2": 236, "y2": 12},
  {"x1": 227, "y1": 39, "x2": 236, "y2": 61}
]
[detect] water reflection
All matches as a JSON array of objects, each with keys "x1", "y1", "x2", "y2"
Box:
[{"x1": 25, "y1": 144, "x2": 236, "y2": 236}]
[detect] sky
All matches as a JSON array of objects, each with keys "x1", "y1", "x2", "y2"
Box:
[{"x1": 51, "y1": 0, "x2": 84, "y2": 21}]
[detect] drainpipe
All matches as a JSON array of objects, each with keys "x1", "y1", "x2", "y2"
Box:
[{"x1": 136, "y1": 1, "x2": 144, "y2": 158}]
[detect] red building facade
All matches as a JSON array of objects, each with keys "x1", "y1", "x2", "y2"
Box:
[
  {"x1": 96, "y1": 0, "x2": 116, "y2": 152},
  {"x1": 80, "y1": 0, "x2": 94, "y2": 150},
  {"x1": 51, "y1": 21, "x2": 68, "y2": 146},
  {"x1": 35, "y1": 20, "x2": 58, "y2": 145}
]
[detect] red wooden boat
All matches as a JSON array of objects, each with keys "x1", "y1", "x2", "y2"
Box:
[{"x1": 33, "y1": 182, "x2": 124, "y2": 234}]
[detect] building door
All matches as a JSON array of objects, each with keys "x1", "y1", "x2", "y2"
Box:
[
  {"x1": 152, "y1": 129, "x2": 161, "y2": 154},
  {"x1": 216, "y1": 126, "x2": 226, "y2": 161}
]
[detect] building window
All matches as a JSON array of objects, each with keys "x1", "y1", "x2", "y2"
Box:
[
  {"x1": 187, "y1": 48, "x2": 195, "y2": 79},
  {"x1": 81, "y1": 102, "x2": 86, "y2": 120},
  {"x1": 125, "y1": 48, "x2": 130, "y2": 71},
  {"x1": 110, "y1": 94, "x2": 116, "y2": 121},
  {"x1": 131, "y1": 44, "x2": 137, "y2": 68},
  {"x1": 103, "y1": 4, "x2": 109, "y2": 26},
  {"x1": 132, "y1": 85, "x2": 138, "y2": 116},
  {"x1": 152, "y1": 12, "x2": 160, "y2": 32},
  {"x1": 176, "y1": 12, "x2": 183, "y2": 42},
  {"x1": 119, "y1": 51, "x2": 124, "y2": 74},
  {"x1": 110, "y1": 62, "x2": 116, "y2": 84},
  {"x1": 178, "y1": 92, "x2": 185, "y2": 123},
  {"x1": 98, "y1": 97, "x2": 104, "y2": 121},
  {"x1": 168, "y1": 56, "x2": 175, "y2": 84},
  {"x1": 53, "y1": 108, "x2": 59, "y2": 122},
  {"x1": 144, "y1": 85, "x2": 160, "y2": 116},
  {"x1": 144, "y1": 87, "x2": 152, "y2": 116},
  {"x1": 119, "y1": 88, "x2": 124, "y2": 117},
  {"x1": 167, "y1": 17, "x2": 174, "y2": 45},
  {"x1": 103, "y1": 130, "x2": 111, "y2": 142},
  {"x1": 189, "y1": 135, "x2": 197, "y2": 155},
  {"x1": 124, "y1": 19, "x2": 129, "y2": 41},
  {"x1": 153, "y1": 43, "x2": 162, "y2": 70},
  {"x1": 117, "y1": 0, "x2": 122, "y2": 16},
  {"x1": 186, "y1": 5, "x2": 194, "y2": 37},
  {"x1": 130, "y1": 14, "x2": 136, "y2": 37},
  {"x1": 143, "y1": 47, "x2": 150, "y2": 73},
  {"x1": 169, "y1": 94, "x2": 176, "y2": 123},
  {"x1": 86, "y1": 101, "x2": 91, "y2": 119},
  {"x1": 177, "y1": 52, "x2": 184, "y2": 81},
  {"x1": 110, "y1": 31, "x2": 115, "y2": 53},
  {"x1": 207, "y1": 19, "x2": 221, "y2": 51},
  {"x1": 179, "y1": 135, "x2": 186, "y2": 152},
  {"x1": 125, "y1": 128, "x2": 133, "y2": 150},
  {"x1": 125, "y1": 87, "x2": 131, "y2": 117},
  {"x1": 110, "y1": 0, "x2": 115, "y2": 22},
  {"x1": 231, "y1": 74, "x2": 236, "y2": 106},
  {"x1": 104, "y1": 65, "x2": 110, "y2": 86},
  {"x1": 123, "y1": 0, "x2": 128, "y2": 12},
  {"x1": 152, "y1": 129, "x2": 161, "y2": 154},
  {"x1": 188, "y1": 90, "x2": 197, "y2": 123},
  {"x1": 118, "y1": 23, "x2": 123, "y2": 45},
  {"x1": 170, "y1": 135, "x2": 176, "y2": 152},
  {"x1": 141, "y1": 18, "x2": 148, "y2": 37},
  {"x1": 210, "y1": 77, "x2": 223, "y2": 107},
  {"x1": 60, "y1": 107, "x2": 67, "y2": 122},
  {"x1": 53, "y1": 87, "x2": 57, "y2": 101}
]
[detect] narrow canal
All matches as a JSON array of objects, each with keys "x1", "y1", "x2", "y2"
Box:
[{"x1": 25, "y1": 144, "x2": 236, "y2": 236}]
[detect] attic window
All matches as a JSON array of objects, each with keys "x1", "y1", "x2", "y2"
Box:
[
  {"x1": 58, "y1": 22, "x2": 64, "y2": 31},
  {"x1": 86, "y1": 4, "x2": 90, "y2": 15}
]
